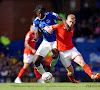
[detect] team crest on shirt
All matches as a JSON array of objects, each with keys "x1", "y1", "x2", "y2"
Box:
[
  {"x1": 46, "y1": 19, "x2": 50, "y2": 24},
  {"x1": 71, "y1": 30, "x2": 73, "y2": 33},
  {"x1": 64, "y1": 27, "x2": 66, "y2": 29},
  {"x1": 39, "y1": 24, "x2": 41, "y2": 27}
]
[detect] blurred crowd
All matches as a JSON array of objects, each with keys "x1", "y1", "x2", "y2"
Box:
[
  {"x1": 0, "y1": 7, "x2": 100, "y2": 82},
  {"x1": 74, "y1": 8, "x2": 100, "y2": 43}
]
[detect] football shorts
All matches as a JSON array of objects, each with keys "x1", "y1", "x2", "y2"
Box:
[
  {"x1": 59, "y1": 47, "x2": 81, "y2": 68},
  {"x1": 23, "y1": 54, "x2": 35, "y2": 63},
  {"x1": 36, "y1": 40, "x2": 57, "y2": 57}
]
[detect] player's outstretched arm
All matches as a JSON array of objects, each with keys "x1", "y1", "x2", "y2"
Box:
[{"x1": 57, "y1": 16, "x2": 69, "y2": 30}]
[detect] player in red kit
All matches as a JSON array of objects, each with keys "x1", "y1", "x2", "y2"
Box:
[
  {"x1": 44, "y1": 14, "x2": 100, "y2": 83},
  {"x1": 14, "y1": 25, "x2": 42, "y2": 83}
]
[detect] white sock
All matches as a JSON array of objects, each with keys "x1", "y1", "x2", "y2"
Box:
[{"x1": 35, "y1": 64, "x2": 46, "y2": 75}]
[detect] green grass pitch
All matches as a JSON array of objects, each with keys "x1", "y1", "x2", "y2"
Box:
[{"x1": 0, "y1": 82, "x2": 100, "y2": 90}]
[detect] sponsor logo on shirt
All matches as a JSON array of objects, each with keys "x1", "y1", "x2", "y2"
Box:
[
  {"x1": 64, "y1": 27, "x2": 66, "y2": 29},
  {"x1": 46, "y1": 19, "x2": 50, "y2": 24},
  {"x1": 39, "y1": 24, "x2": 41, "y2": 27}
]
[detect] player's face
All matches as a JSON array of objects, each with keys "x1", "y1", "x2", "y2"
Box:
[
  {"x1": 30, "y1": 25, "x2": 34, "y2": 33},
  {"x1": 66, "y1": 17, "x2": 76, "y2": 27},
  {"x1": 36, "y1": 9, "x2": 45, "y2": 19}
]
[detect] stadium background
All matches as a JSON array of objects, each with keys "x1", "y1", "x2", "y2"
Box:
[{"x1": 0, "y1": 0, "x2": 100, "y2": 83}]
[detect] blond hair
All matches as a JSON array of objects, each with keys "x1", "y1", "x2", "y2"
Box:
[{"x1": 67, "y1": 14, "x2": 76, "y2": 20}]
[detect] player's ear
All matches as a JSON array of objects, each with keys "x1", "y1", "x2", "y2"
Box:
[
  {"x1": 74, "y1": 21, "x2": 76, "y2": 24},
  {"x1": 66, "y1": 20, "x2": 67, "y2": 23}
]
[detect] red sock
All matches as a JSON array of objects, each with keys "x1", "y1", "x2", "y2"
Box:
[
  {"x1": 67, "y1": 73, "x2": 75, "y2": 82},
  {"x1": 83, "y1": 64, "x2": 93, "y2": 77},
  {"x1": 34, "y1": 67, "x2": 41, "y2": 79},
  {"x1": 18, "y1": 67, "x2": 26, "y2": 78}
]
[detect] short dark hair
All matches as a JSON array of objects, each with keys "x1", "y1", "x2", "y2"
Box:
[{"x1": 34, "y1": 5, "x2": 46, "y2": 12}]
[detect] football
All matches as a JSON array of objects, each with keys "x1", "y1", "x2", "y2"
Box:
[{"x1": 42, "y1": 72, "x2": 52, "y2": 83}]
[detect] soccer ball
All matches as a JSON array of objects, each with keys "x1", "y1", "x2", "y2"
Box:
[{"x1": 42, "y1": 72, "x2": 52, "y2": 83}]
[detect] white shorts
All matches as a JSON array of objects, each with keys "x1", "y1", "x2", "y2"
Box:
[
  {"x1": 59, "y1": 47, "x2": 81, "y2": 68},
  {"x1": 23, "y1": 54, "x2": 35, "y2": 63},
  {"x1": 36, "y1": 40, "x2": 57, "y2": 57}
]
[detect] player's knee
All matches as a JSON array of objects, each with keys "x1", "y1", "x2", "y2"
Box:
[
  {"x1": 23, "y1": 64, "x2": 29, "y2": 69},
  {"x1": 79, "y1": 60, "x2": 86, "y2": 67},
  {"x1": 51, "y1": 49, "x2": 59, "y2": 59},
  {"x1": 23, "y1": 66, "x2": 27, "y2": 69},
  {"x1": 35, "y1": 55, "x2": 43, "y2": 65},
  {"x1": 35, "y1": 59, "x2": 42, "y2": 65}
]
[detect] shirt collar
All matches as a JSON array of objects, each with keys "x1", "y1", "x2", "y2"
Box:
[{"x1": 38, "y1": 12, "x2": 46, "y2": 20}]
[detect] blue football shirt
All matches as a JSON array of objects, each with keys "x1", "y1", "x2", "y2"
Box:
[{"x1": 33, "y1": 12, "x2": 59, "y2": 42}]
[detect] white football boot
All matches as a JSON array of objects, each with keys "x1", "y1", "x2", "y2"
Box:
[
  {"x1": 14, "y1": 77, "x2": 22, "y2": 83},
  {"x1": 37, "y1": 78, "x2": 45, "y2": 83}
]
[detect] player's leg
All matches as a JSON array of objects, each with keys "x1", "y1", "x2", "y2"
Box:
[
  {"x1": 35, "y1": 57, "x2": 46, "y2": 75},
  {"x1": 50, "y1": 48, "x2": 59, "y2": 67},
  {"x1": 59, "y1": 50, "x2": 79, "y2": 83},
  {"x1": 14, "y1": 63, "x2": 30, "y2": 83},
  {"x1": 34, "y1": 40, "x2": 50, "y2": 74},
  {"x1": 14, "y1": 54, "x2": 33, "y2": 83},
  {"x1": 19, "y1": 63, "x2": 30, "y2": 78},
  {"x1": 66, "y1": 65, "x2": 79, "y2": 83},
  {"x1": 72, "y1": 47, "x2": 100, "y2": 80},
  {"x1": 32, "y1": 55, "x2": 42, "y2": 83},
  {"x1": 50, "y1": 41, "x2": 59, "y2": 67},
  {"x1": 34, "y1": 66, "x2": 43, "y2": 83},
  {"x1": 73, "y1": 55, "x2": 100, "y2": 80}
]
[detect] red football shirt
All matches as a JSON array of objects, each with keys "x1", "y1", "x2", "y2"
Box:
[
  {"x1": 52, "y1": 23, "x2": 74, "y2": 51},
  {"x1": 24, "y1": 31, "x2": 36, "y2": 55}
]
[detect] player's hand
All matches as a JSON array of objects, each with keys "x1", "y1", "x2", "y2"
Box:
[
  {"x1": 32, "y1": 49, "x2": 36, "y2": 54},
  {"x1": 44, "y1": 26, "x2": 53, "y2": 34},
  {"x1": 31, "y1": 38, "x2": 38, "y2": 42},
  {"x1": 46, "y1": 29, "x2": 53, "y2": 34}
]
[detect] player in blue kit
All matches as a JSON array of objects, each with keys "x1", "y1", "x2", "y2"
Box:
[{"x1": 33, "y1": 5, "x2": 67, "y2": 75}]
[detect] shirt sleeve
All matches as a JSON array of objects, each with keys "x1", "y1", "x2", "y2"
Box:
[
  {"x1": 49, "y1": 12, "x2": 59, "y2": 20},
  {"x1": 33, "y1": 20, "x2": 39, "y2": 31},
  {"x1": 52, "y1": 24, "x2": 59, "y2": 30},
  {"x1": 25, "y1": 33, "x2": 31, "y2": 41}
]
